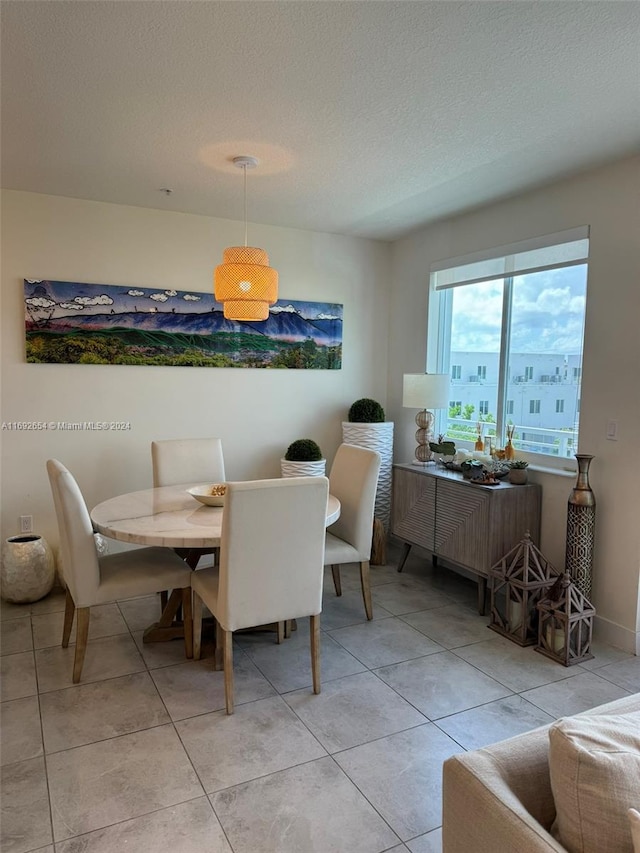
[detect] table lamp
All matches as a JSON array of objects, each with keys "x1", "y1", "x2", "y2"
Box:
[{"x1": 403, "y1": 373, "x2": 450, "y2": 464}]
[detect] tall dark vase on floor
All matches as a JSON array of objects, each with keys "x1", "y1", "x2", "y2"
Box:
[{"x1": 565, "y1": 454, "x2": 596, "y2": 599}]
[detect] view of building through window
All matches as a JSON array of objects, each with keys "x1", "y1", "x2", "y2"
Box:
[{"x1": 436, "y1": 263, "x2": 588, "y2": 458}]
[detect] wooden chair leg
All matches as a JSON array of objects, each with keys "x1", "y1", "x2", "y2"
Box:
[
  {"x1": 62, "y1": 589, "x2": 76, "y2": 648},
  {"x1": 310, "y1": 613, "x2": 321, "y2": 694},
  {"x1": 360, "y1": 560, "x2": 373, "y2": 620},
  {"x1": 214, "y1": 621, "x2": 224, "y2": 671},
  {"x1": 159, "y1": 590, "x2": 168, "y2": 613},
  {"x1": 331, "y1": 564, "x2": 342, "y2": 596},
  {"x1": 276, "y1": 621, "x2": 284, "y2": 644},
  {"x1": 284, "y1": 619, "x2": 292, "y2": 639},
  {"x1": 182, "y1": 587, "x2": 193, "y2": 659},
  {"x1": 73, "y1": 607, "x2": 91, "y2": 683},
  {"x1": 223, "y1": 630, "x2": 234, "y2": 714},
  {"x1": 192, "y1": 591, "x2": 203, "y2": 660}
]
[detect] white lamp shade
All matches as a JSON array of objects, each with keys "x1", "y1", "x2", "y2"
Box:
[{"x1": 402, "y1": 373, "x2": 450, "y2": 410}]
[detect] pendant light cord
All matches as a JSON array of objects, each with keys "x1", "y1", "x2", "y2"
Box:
[{"x1": 243, "y1": 164, "x2": 248, "y2": 248}]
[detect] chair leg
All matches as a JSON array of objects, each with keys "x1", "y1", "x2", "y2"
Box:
[
  {"x1": 159, "y1": 590, "x2": 168, "y2": 614},
  {"x1": 62, "y1": 589, "x2": 76, "y2": 648},
  {"x1": 310, "y1": 613, "x2": 321, "y2": 694},
  {"x1": 331, "y1": 564, "x2": 342, "y2": 596},
  {"x1": 73, "y1": 607, "x2": 91, "y2": 683},
  {"x1": 214, "y1": 621, "x2": 224, "y2": 671},
  {"x1": 192, "y1": 591, "x2": 203, "y2": 660},
  {"x1": 360, "y1": 560, "x2": 373, "y2": 620},
  {"x1": 223, "y1": 630, "x2": 234, "y2": 714},
  {"x1": 182, "y1": 587, "x2": 193, "y2": 659},
  {"x1": 276, "y1": 621, "x2": 284, "y2": 644},
  {"x1": 284, "y1": 619, "x2": 292, "y2": 639}
]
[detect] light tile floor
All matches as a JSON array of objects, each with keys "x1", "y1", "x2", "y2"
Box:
[{"x1": 1, "y1": 541, "x2": 638, "y2": 853}]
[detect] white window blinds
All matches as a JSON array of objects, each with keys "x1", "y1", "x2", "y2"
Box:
[{"x1": 430, "y1": 225, "x2": 589, "y2": 291}]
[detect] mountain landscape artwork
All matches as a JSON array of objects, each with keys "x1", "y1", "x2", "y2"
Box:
[{"x1": 24, "y1": 280, "x2": 343, "y2": 369}]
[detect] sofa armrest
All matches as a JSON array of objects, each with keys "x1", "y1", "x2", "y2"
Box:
[{"x1": 442, "y1": 726, "x2": 565, "y2": 853}]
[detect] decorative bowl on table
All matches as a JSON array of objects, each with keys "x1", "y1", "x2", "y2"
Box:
[{"x1": 186, "y1": 484, "x2": 226, "y2": 506}]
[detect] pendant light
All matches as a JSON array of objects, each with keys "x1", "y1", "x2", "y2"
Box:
[{"x1": 214, "y1": 155, "x2": 278, "y2": 321}]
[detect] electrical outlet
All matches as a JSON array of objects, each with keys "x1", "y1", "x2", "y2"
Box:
[{"x1": 19, "y1": 515, "x2": 33, "y2": 533}]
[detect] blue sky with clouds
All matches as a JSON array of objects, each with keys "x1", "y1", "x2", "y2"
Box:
[{"x1": 450, "y1": 265, "x2": 588, "y2": 354}]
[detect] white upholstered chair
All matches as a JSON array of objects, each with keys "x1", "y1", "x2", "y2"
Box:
[
  {"x1": 324, "y1": 443, "x2": 381, "y2": 620},
  {"x1": 151, "y1": 437, "x2": 226, "y2": 489},
  {"x1": 151, "y1": 437, "x2": 226, "y2": 602},
  {"x1": 47, "y1": 459, "x2": 193, "y2": 683},
  {"x1": 192, "y1": 476, "x2": 329, "y2": 714}
]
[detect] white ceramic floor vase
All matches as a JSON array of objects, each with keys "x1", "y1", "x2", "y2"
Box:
[
  {"x1": 280, "y1": 459, "x2": 327, "y2": 478},
  {"x1": 342, "y1": 421, "x2": 394, "y2": 564},
  {"x1": 1, "y1": 534, "x2": 55, "y2": 603}
]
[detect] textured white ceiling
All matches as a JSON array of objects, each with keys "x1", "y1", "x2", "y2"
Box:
[{"x1": 2, "y1": 1, "x2": 639, "y2": 240}]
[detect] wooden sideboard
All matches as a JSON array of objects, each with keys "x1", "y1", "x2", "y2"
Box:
[{"x1": 391, "y1": 463, "x2": 541, "y2": 613}]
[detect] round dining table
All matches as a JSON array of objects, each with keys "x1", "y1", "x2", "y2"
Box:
[
  {"x1": 91, "y1": 482, "x2": 341, "y2": 547},
  {"x1": 90, "y1": 482, "x2": 341, "y2": 644}
]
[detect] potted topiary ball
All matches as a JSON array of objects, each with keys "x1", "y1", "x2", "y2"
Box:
[
  {"x1": 348, "y1": 398, "x2": 386, "y2": 424},
  {"x1": 342, "y1": 398, "x2": 394, "y2": 564},
  {"x1": 281, "y1": 438, "x2": 326, "y2": 478}
]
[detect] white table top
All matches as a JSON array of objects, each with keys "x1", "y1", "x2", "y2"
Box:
[{"x1": 91, "y1": 483, "x2": 341, "y2": 549}]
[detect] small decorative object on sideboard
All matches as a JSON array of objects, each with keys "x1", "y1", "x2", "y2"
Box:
[
  {"x1": 474, "y1": 422, "x2": 484, "y2": 452},
  {"x1": 343, "y1": 398, "x2": 393, "y2": 565},
  {"x1": 504, "y1": 424, "x2": 516, "y2": 461},
  {"x1": 489, "y1": 533, "x2": 558, "y2": 646},
  {"x1": 508, "y1": 460, "x2": 529, "y2": 485},
  {"x1": 535, "y1": 571, "x2": 595, "y2": 666},
  {"x1": 281, "y1": 439, "x2": 326, "y2": 477},
  {"x1": 1, "y1": 534, "x2": 55, "y2": 603},
  {"x1": 565, "y1": 453, "x2": 596, "y2": 599}
]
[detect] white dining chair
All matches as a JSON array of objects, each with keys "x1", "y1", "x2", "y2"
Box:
[
  {"x1": 47, "y1": 459, "x2": 194, "y2": 683},
  {"x1": 152, "y1": 437, "x2": 226, "y2": 600},
  {"x1": 324, "y1": 443, "x2": 381, "y2": 620},
  {"x1": 151, "y1": 437, "x2": 226, "y2": 489},
  {"x1": 192, "y1": 476, "x2": 329, "y2": 714}
]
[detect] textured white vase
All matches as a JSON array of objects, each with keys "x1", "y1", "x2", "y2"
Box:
[
  {"x1": 342, "y1": 421, "x2": 394, "y2": 562},
  {"x1": 280, "y1": 459, "x2": 326, "y2": 478},
  {"x1": 1, "y1": 534, "x2": 55, "y2": 603}
]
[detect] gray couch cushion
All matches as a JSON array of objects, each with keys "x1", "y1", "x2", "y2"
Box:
[{"x1": 549, "y1": 711, "x2": 640, "y2": 853}]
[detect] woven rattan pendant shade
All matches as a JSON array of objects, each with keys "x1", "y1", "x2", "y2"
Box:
[
  {"x1": 214, "y1": 156, "x2": 278, "y2": 322},
  {"x1": 215, "y1": 246, "x2": 278, "y2": 320}
]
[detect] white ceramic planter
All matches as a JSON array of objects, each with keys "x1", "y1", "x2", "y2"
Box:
[
  {"x1": 1, "y1": 534, "x2": 55, "y2": 603},
  {"x1": 508, "y1": 469, "x2": 529, "y2": 485},
  {"x1": 342, "y1": 421, "x2": 394, "y2": 564},
  {"x1": 280, "y1": 458, "x2": 327, "y2": 478}
]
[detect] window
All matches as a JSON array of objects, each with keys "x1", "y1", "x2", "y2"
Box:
[
  {"x1": 449, "y1": 400, "x2": 462, "y2": 410},
  {"x1": 431, "y1": 226, "x2": 588, "y2": 459},
  {"x1": 556, "y1": 399, "x2": 564, "y2": 413},
  {"x1": 451, "y1": 365, "x2": 461, "y2": 379}
]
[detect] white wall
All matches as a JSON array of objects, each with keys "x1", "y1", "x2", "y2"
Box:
[
  {"x1": 388, "y1": 155, "x2": 640, "y2": 653},
  {"x1": 1, "y1": 190, "x2": 391, "y2": 556}
]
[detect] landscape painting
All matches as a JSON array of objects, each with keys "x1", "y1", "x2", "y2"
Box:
[{"x1": 24, "y1": 280, "x2": 343, "y2": 369}]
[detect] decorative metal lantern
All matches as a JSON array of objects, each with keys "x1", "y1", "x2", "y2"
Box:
[
  {"x1": 535, "y1": 571, "x2": 595, "y2": 666},
  {"x1": 489, "y1": 533, "x2": 557, "y2": 646}
]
